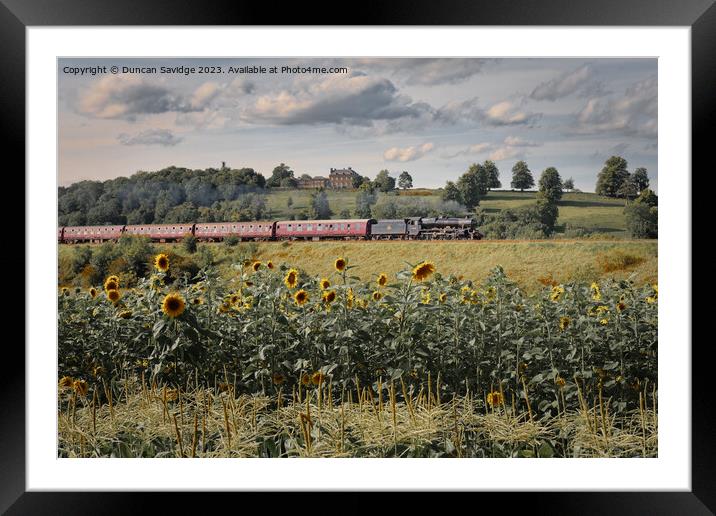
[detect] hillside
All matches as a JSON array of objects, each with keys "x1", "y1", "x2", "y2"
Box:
[{"x1": 267, "y1": 189, "x2": 630, "y2": 237}]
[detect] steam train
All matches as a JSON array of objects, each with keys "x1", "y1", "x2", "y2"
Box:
[{"x1": 57, "y1": 217, "x2": 483, "y2": 244}]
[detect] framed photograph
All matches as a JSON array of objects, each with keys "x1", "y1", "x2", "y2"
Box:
[{"x1": 6, "y1": 0, "x2": 709, "y2": 511}]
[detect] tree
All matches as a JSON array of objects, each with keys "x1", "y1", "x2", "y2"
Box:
[
  {"x1": 309, "y1": 190, "x2": 332, "y2": 219},
  {"x1": 267, "y1": 163, "x2": 295, "y2": 187},
  {"x1": 441, "y1": 181, "x2": 461, "y2": 203},
  {"x1": 624, "y1": 203, "x2": 657, "y2": 238},
  {"x1": 511, "y1": 161, "x2": 534, "y2": 191},
  {"x1": 538, "y1": 167, "x2": 563, "y2": 202},
  {"x1": 595, "y1": 156, "x2": 630, "y2": 197},
  {"x1": 483, "y1": 160, "x2": 501, "y2": 190},
  {"x1": 354, "y1": 188, "x2": 376, "y2": 218},
  {"x1": 616, "y1": 174, "x2": 639, "y2": 201},
  {"x1": 374, "y1": 170, "x2": 396, "y2": 193},
  {"x1": 353, "y1": 175, "x2": 371, "y2": 189},
  {"x1": 636, "y1": 188, "x2": 658, "y2": 207},
  {"x1": 535, "y1": 192, "x2": 559, "y2": 233},
  {"x1": 398, "y1": 171, "x2": 413, "y2": 190},
  {"x1": 632, "y1": 167, "x2": 650, "y2": 194},
  {"x1": 456, "y1": 165, "x2": 483, "y2": 210},
  {"x1": 563, "y1": 177, "x2": 575, "y2": 190},
  {"x1": 468, "y1": 163, "x2": 490, "y2": 196}
]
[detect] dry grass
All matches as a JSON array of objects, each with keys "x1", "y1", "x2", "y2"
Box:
[
  {"x1": 249, "y1": 240, "x2": 656, "y2": 294},
  {"x1": 58, "y1": 379, "x2": 657, "y2": 458}
]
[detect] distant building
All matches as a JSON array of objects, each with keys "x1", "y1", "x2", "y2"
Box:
[
  {"x1": 298, "y1": 176, "x2": 329, "y2": 189},
  {"x1": 329, "y1": 167, "x2": 359, "y2": 189}
]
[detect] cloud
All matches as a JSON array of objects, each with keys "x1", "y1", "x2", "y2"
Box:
[
  {"x1": 383, "y1": 142, "x2": 434, "y2": 162},
  {"x1": 242, "y1": 72, "x2": 431, "y2": 127},
  {"x1": 190, "y1": 82, "x2": 222, "y2": 110},
  {"x1": 530, "y1": 64, "x2": 605, "y2": 101},
  {"x1": 576, "y1": 76, "x2": 657, "y2": 136},
  {"x1": 484, "y1": 100, "x2": 539, "y2": 125},
  {"x1": 441, "y1": 136, "x2": 541, "y2": 160},
  {"x1": 117, "y1": 128, "x2": 183, "y2": 146},
  {"x1": 435, "y1": 97, "x2": 540, "y2": 127},
  {"x1": 488, "y1": 146, "x2": 523, "y2": 161},
  {"x1": 349, "y1": 58, "x2": 491, "y2": 85},
  {"x1": 503, "y1": 136, "x2": 541, "y2": 147},
  {"x1": 77, "y1": 75, "x2": 199, "y2": 120}
]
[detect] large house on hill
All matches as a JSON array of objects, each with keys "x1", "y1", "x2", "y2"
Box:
[{"x1": 297, "y1": 167, "x2": 360, "y2": 189}]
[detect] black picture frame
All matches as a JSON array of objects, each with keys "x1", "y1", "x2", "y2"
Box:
[{"x1": 4, "y1": 0, "x2": 708, "y2": 512}]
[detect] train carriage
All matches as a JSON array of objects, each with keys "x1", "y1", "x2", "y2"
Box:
[
  {"x1": 124, "y1": 224, "x2": 194, "y2": 242},
  {"x1": 57, "y1": 227, "x2": 65, "y2": 243},
  {"x1": 62, "y1": 225, "x2": 125, "y2": 243},
  {"x1": 194, "y1": 221, "x2": 275, "y2": 242},
  {"x1": 275, "y1": 219, "x2": 373, "y2": 240},
  {"x1": 369, "y1": 219, "x2": 408, "y2": 239}
]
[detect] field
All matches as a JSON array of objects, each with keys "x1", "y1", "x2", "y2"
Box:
[
  {"x1": 58, "y1": 248, "x2": 658, "y2": 458},
  {"x1": 265, "y1": 189, "x2": 630, "y2": 237}
]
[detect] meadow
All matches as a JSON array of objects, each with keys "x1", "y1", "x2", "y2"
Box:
[
  {"x1": 58, "y1": 251, "x2": 658, "y2": 458},
  {"x1": 265, "y1": 189, "x2": 630, "y2": 237}
]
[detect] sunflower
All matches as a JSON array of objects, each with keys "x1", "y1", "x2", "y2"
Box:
[
  {"x1": 555, "y1": 376, "x2": 566, "y2": 388},
  {"x1": 485, "y1": 286, "x2": 496, "y2": 301},
  {"x1": 89, "y1": 287, "x2": 98, "y2": 298},
  {"x1": 311, "y1": 371, "x2": 325, "y2": 386},
  {"x1": 284, "y1": 268, "x2": 299, "y2": 289},
  {"x1": 550, "y1": 285, "x2": 565, "y2": 302},
  {"x1": 104, "y1": 275, "x2": 120, "y2": 291},
  {"x1": 377, "y1": 273, "x2": 388, "y2": 287},
  {"x1": 616, "y1": 301, "x2": 627, "y2": 313},
  {"x1": 599, "y1": 318, "x2": 609, "y2": 325},
  {"x1": 73, "y1": 379, "x2": 88, "y2": 397},
  {"x1": 92, "y1": 365, "x2": 104, "y2": 378},
  {"x1": 252, "y1": 261, "x2": 261, "y2": 272},
  {"x1": 162, "y1": 292, "x2": 186, "y2": 318},
  {"x1": 559, "y1": 316, "x2": 571, "y2": 331},
  {"x1": 412, "y1": 261, "x2": 436, "y2": 282},
  {"x1": 486, "y1": 391, "x2": 503, "y2": 408},
  {"x1": 118, "y1": 310, "x2": 132, "y2": 319},
  {"x1": 646, "y1": 296, "x2": 657, "y2": 304},
  {"x1": 421, "y1": 290, "x2": 431, "y2": 305},
  {"x1": 61, "y1": 287, "x2": 70, "y2": 297},
  {"x1": 319, "y1": 278, "x2": 331, "y2": 290},
  {"x1": 590, "y1": 282, "x2": 601, "y2": 301},
  {"x1": 272, "y1": 372, "x2": 285, "y2": 385},
  {"x1": 372, "y1": 291, "x2": 383, "y2": 302},
  {"x1": 294, "y1": 289, "x2": 309, "y2": 306},
  {"x1": 192, "y1": 297, "x2": 203, "y2": 305},
  {"x1": 106, "y1": 289, "x2": 121, "y2": 303},
  {"x1": 334, "y1": 257, "x2": 347, "y2": 272},
  {"x1": 58, "y1": 376, "x2": 74, "y2": 389},
  {"x1": 154, "y1": 253, "x2": 170, "y2": 272},
  {"x1": 300, "y1": 373, "x2": 311, "y2": 386},
  {"x1": 322, "y1": 290, "x2": 336, "y2": 304},
  {"x1": 266, "y1": 261, "x2": 274, "y2": 269},
  {"x1": 346, "y1": 288, "x2": 355, "y2": 309},
  {"x1": 229, "y1": 293, "x2": 241, "y2": 305},
  {"x1": 439, "y1": 293, "x2": 447, "y2": 303}
]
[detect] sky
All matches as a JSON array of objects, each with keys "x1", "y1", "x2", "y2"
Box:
[{"x1": 58, "y1": 58, "x2": 657, "y2": 192}]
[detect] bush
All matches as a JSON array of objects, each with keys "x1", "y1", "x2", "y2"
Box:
[
  {"x1": 117, "y1": 236, "x2": 155, "y2": 277},
  {"x1": 182, "y1": 235, "x2": 198, "y2": 253},
  {"x1": 224, "y1": 235, "x2": 240, "y2": 247},
  {"x1": 624, "y1": 203, "x2": 657, "y2": 239}
]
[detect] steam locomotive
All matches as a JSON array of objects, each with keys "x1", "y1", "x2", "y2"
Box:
[{"x1": 57, "y1": 216, "x2": 483, "y2": 243}]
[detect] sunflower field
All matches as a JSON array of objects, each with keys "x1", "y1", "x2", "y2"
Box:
[{"x1": 58, "y1": 254, "x2": 658, "y2": 458}]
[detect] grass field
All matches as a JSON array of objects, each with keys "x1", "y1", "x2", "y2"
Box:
[
  {"x1": 60, "y1": 239, "x2": 657, "y2": 294},
  {"x1": 264, "y1": 189, "x2": 630, "y2": 237},
  {"x1": 153, "y1": 240, "x2": 656, "y2": 294}
]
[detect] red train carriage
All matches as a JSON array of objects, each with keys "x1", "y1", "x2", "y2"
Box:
[
  {"x1": 194, "y1": 221, "x2": 275, "y2": 242},
  {"x1": 124, "y1": 224, "x2": 194, "y2": 242},
  {"x1": 275, "y1": 219, "x2": 373, "y2": 240},
  {"x1": 62, "y1": 225, "x2": 125, "y2": 243},
  {"x1": 57, "y1": 227, "x2": 65, "y2": 243}
]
